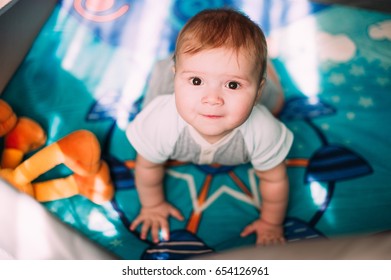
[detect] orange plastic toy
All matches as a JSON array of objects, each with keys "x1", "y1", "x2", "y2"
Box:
[{"x1": 0, "y1": 99, "x2": 114, "y2": 204}]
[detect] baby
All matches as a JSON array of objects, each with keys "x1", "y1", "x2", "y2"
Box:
[{"x1": 127, "y1": 8, "x2": 293, "y2": 245}]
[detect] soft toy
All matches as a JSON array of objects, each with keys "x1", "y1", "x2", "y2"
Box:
[{"x1": 0, "y1": 99, "x2": 114, "y2": 204}]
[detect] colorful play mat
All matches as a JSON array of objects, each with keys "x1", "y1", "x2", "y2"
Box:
[{"x1": 1, "y1": 0, "x2": 391, "y2": 259}]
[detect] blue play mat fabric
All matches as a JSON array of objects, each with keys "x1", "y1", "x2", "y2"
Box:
[{"x1": 2, "y1": 0, "x2": 391, "y2": 259}]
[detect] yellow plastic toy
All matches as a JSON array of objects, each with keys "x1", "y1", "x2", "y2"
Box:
[{"x1": 0, "y1": 99, "x2": 114, "y2": 204}]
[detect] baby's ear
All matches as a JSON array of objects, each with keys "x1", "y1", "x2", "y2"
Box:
[
  {"x1": 255, "y1": 78, "x2": 266, "y2": 103},
  {"x1": 171, "y1": 55, "x2": 176, "y2": 74}
]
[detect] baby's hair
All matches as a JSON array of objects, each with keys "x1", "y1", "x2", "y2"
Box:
[{"x1": 174, "y1": 8, "x2": 268, "y2": 80}]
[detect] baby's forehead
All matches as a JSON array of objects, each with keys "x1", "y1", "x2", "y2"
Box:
[
  {"x1": 178, "y1": 44, "x2": 258, "y2": 59},
  {"x1": 176, "y1": 46, "x2": 262, "y2": 70}
]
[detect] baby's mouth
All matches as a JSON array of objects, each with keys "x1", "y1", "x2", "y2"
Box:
[
  {"x1": 202, "y1": 115, "x2": 222, "y2": 119},
  {"x1": 201, "y1": 114, "x2": 222, "y2": 119}
]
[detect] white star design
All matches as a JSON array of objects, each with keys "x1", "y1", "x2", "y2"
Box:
[
  {"x1": 328, "y1": 73, "x2": 346, "y2": 85},
  {"x1": 349, "y1": 65, "x2": 365, "y2": 76},
  {"x1": 49, "y1": 205, "x2": 59, "y2": 213},
  {"x1": 321, "y1": 123, "x2": 330, "y2": 131},
  {"x1": 353, "y1": 86, "x2": 364, "y2": 92},
  {"x1": 167, "y1": 168, "x2": 261, "y2": 214},
  {"x1": 379, "y1": 61, "x2": 391, "y2": 70},
  {"x1": 376, "y1": 77, "x2": 389, "y2": 86},
  {"x1": 331, "y1": 95, "x2": 340, "y2": 103},
  {"x1": 346, "y1": 112, "x2": 356, "y2": 120},
  {"x1": 359, "y1": 97, "x2": 374, "y2": 108},
  {"x1": 64, "y1": 215, "x2": 76, "y2": 225},
  {"x1": 109, "y1": 239, "x2": 123, "y2": 247}
]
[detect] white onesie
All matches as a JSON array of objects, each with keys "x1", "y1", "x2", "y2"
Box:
[{"x1": 127, "y1": 95, "x2": 293, "y2": 171}]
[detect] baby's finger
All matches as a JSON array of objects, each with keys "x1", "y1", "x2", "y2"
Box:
[
  {"x1": 256, "y1": 236, "x2": 270, "y2": 246},
  {"x1": 140, "y1": 220, "x2": 152, "y2": 240},
  {"x1": 130, "y1": 217, "x2": 142, "y2": 231},
  {"x1": 151, "y1": 220, "x2": 160, "y2": 243},
  {"x1": 169, "y1": 207, "x2": 184, "y2": 221},
  {"x1": 240, "y1": 224, "x2": 255, "y2": 237},
  {"x1": 277, "y1": 236, "x2": 286, "y2": 244}
]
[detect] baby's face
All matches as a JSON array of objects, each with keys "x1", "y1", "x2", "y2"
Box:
[{"x1": 174, "y1": 47, "x2": 262, "y2": 144}]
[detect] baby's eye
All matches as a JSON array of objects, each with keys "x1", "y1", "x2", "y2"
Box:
[
  {"x1": 226, "y1": 81, "x2": 241, "y2": 90},
  {"x1": 190, "y1": 77, "x2": 203, "y2": 86}
]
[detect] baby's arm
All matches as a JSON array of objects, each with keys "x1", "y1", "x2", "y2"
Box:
[
  {"x1": 241, "y1": 162, "x2": 289, "y2": 245},
  {"x1": 130, "y1": 154, "x2": 183, "y2": 243}
]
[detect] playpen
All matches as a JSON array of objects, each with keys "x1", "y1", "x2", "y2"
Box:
[{"x1": 1, "y1": 0, "x2": 391, "y2": 259}]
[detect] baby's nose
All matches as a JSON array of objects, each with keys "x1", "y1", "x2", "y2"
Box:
[{"x1": 202, "y1": 90, "x2": 223, "y2": 105}]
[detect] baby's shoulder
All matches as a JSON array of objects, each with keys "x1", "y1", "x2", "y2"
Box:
[
  {"x1": 133, "y1": 95, "x2": 185, "y2": 133},
  {"x1": 244, "y1": 104, "x2": 280, "y2": 131},
  {"x1": 238, "y1": 105, "x2": 289, "y2": 150},
  {"x1": 143, "y1": 95, "x2": 176, "y2": 114},
  {"x1": 137, "y1": 95, "x2": 177, "y2": 122}
]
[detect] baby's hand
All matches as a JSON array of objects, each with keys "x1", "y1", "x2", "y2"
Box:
[
  {"x1": 130, "y1": 202, "x2": 184, "y2": 243},
  {"x1": 240, "y1": 218, "x2": 285, "y2": 245}
]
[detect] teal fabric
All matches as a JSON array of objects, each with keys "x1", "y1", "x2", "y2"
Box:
[{"x1": 1, "y1": 0, "x2": 391, "y2": 259}]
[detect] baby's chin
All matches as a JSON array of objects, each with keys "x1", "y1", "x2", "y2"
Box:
[{"x1": 192, "y1": 126, "x2": 235, "y2": 143}]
